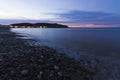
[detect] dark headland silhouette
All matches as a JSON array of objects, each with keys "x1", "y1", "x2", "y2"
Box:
[{"x1": 10, "y1": 23, "x2": 69, "y2": 28}]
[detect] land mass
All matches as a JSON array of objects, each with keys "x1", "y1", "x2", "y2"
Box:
[{"x1": 10, "y1": 23, "x2": 69, "y2": 28}]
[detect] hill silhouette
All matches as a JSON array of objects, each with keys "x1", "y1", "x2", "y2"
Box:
[{"x1": 10, "y1": 23, "x2": 69, "y2": 28}]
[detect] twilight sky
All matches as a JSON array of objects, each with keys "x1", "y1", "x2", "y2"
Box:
[{"x1": 0, "y1": 0, "x2": 120, "y2": 27}]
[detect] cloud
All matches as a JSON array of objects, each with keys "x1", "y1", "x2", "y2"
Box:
[
  {"x1": 0, "y1": 19, "x2": 52, "y2": 25},
  {"x1": 1, "y1": 10, "x2": 120, "y2": 27},
  {"x1": 53, "y1": 10, "x2": 120, "y2": 26}
]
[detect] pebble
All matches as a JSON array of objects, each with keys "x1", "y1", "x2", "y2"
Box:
[
  {"x1": 41, "y1": 55, "x2": 44, "y2": 58},
  {"x1": 10, "y1": 70, "x2": 16, "y2": 76},
  {"x1": 21, "y1": 69, "x2": 29, "y2": 75},
  {"x1": 58, "y1": 72, "x2": 62, "y2": 76},
  {"x1": 7, "y1": 67, "x2": 16, "y2": 75},
  {"x1": 54, "y1": 65, "x2": 59, "y2": 70},
  {"x1": 38, "y1": 71, "x2": 43, "y2": 79}
]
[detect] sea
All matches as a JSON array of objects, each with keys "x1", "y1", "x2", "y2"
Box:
[{"x1": 11, "y1": 28, "x2": 120, "y2": 64}]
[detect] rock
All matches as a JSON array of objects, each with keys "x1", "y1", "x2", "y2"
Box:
[
  {"x1": 7, "y1": 67, "x2": 16, "y2": 76},
  {"x1": 49, "y1": 70, "x2": 54, "y2": 77},
  {"x1": 41, "y1": 55, "x2": 44, "y2": 58},
  {"x1": 58, "y1": 72, "x2": 62, "y2": 77},
  {"x1": 54, "y1": 65, "x2": 59, "y2": 70},
  {"x1": 21, "y1": 69, "x2": 29, "y2": 75},
  {"x1": 38, "y1": 71, "x2": 43, "y2": 79},
  {"x1": 10, "y1": 70, "x2": 16, "y2": 76}
]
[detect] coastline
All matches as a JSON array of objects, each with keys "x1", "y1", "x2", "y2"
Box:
[
  {"x1": 0, "y1": 28, "x2": 96, "y2": 80},
  {"x1": 0, "y1": 27, "x2": 119, "y2": 80}
]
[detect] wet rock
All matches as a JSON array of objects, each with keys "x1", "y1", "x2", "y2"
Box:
[
  {"x1": 7, "y1": 67, "x2": 16, "y2": 76},
  {"x1": 10, "y1": 70, "x2": 16, "y2": 76},
  {"x1": 58, "y1": 72, "x2": 63, "y2": 77},
  {"x1": 38, "y1": 71, "x2": 43, "y2": 79},
  {"x1": 41, "y1": 55, "x2": 44, "y2": 58},
  {"x1": 21, "y1": 69, "x2": 29, "y2": 75},
  {"x1": 49, "y1": 71, "x2": 54, "y2": 77},
  {"x1": 54, "y1": 65, "x2": 59, "y2": 70}
]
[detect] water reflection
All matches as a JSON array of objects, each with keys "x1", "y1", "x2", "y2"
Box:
[{"x1": 11, "y1": 28, "x2": 120, "y2": 58}]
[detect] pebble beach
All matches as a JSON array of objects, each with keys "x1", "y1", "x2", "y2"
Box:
[{"x1": 0, "y1": 27, "x2": 119, "y2": 80}]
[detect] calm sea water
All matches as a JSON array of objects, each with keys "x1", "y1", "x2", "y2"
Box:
[{"x1": 11, "y1": 28, "x2": 120, "y2": 61}]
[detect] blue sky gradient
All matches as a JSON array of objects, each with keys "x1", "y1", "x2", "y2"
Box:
[{"x1": 0, "y1": 0, "x2": 120, "y2": 27}]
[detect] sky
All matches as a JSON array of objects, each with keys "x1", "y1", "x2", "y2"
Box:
[{"x1": 0, "y1": 0, "x2": 120, "y2": 27}]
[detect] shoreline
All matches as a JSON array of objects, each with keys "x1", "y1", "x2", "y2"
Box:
[
  {"x1": 0, "y1": 28, "x2": 96, "y2": 80},
  {"x1": 0, "y1": 27, "x2": 119, "y2": 80}
]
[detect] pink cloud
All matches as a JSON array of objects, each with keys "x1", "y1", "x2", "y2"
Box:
[{"x1": 59, "y1": 22, "x2": 120, "y2": 28}]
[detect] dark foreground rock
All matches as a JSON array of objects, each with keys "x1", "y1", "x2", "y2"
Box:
[{"x1": 0, "y1": 28, "x2": 101, "y2": 80}]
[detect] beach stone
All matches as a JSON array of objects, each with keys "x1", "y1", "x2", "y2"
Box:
[
  {"x1": 41, "y1": 55, "x2": 44, "y2": 58},
  {"x1": 54, "y1": 65, "x2": 59, "y2": 70},
  {"x1": 10, "y1": 70, "x2": 16, "y2": 76},
  {"x1": 7, "y1": 67, "x2": 16, "y2": 75},
  {"x1": 58, "y1": 72, "x2": 63, "y2": 77},
  {"x1": 21, "y1": 69, "x2": 29, "y2": 75},
  {"x1": 38, "y1": 71, "x2": 43, "y2": 79}
]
